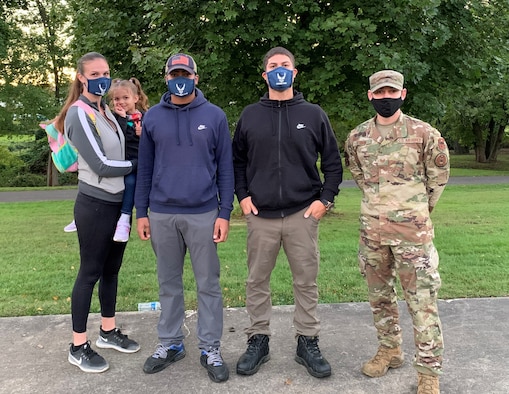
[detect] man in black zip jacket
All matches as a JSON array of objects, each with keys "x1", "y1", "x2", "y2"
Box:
[{"x1": 232, "y1": 46, "x2": 343, "y2": 379}]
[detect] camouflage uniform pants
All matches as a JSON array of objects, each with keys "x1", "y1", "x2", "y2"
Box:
[{"x1": 359, "y1": 235, "x2": 443, "y2": 376}]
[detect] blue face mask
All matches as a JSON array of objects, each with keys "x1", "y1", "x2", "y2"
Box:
[
  {"x1": 86, "y1": 77, "x2": 111, "y2": 96},
  {"x1": 266, "y1": 66, "x2": 294, "y2": 91},
  {"x1": 167, "y1": 76, "x2": 195, "y2": 97}
]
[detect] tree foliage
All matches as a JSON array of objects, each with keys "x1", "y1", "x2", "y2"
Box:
[
  {"x1": 68, "y1": 0, "x2": 159, "y2": 104},
  {"x1": 0, "y1": 0, "x2": 72, "y2": 135},
  {"x1": 69, "y1": 0, "x2": 509, "y2": 155},
  {"x1": 438, "y1": 0, "x2": 509, "y2": 161},
  {"x1": 4, "y1": 0, "x2": 509, "y2": 164}
]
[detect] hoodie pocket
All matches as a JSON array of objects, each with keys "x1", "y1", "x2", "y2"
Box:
[{"x1": 154, "y1": 165, "x2": 215, "y2": 206}]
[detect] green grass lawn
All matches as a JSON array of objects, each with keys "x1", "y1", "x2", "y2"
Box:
[
  {"x1": 1, "y1": 151, "x2": 508, "y2": 192},
  {"x1": 449, "y1": 151, "x2": 509, "y2": 176},
  {"x1": 1, "y1": 181, "x2": 508, "y2": 317}
]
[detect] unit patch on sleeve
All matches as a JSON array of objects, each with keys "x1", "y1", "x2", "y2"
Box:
[
  {"x1": 434, "y1": 153, "x2": 448, "y2": 167},
  {"x1": 437, "y1": 137, "x2": 447, "y2": 152}
]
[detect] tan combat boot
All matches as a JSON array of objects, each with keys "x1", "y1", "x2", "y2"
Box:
[
  {"x1": 417, "y1": 372, "x2": 440, "y2": 394},
  {"x1": 361, "y1": 346, "x2": 404, "y2": 377}
]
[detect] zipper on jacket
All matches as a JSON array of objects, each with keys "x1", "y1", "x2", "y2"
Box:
[{"x1": 277, "y1": 102, "x2": 284, "y2": 216}]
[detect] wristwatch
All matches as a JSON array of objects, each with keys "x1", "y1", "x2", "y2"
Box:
[{"x1": 320, "y1": 199, "x2": 334, "y2": 211}]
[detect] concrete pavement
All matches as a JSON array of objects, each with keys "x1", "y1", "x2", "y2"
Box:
[{"x1": 2, "y1": 298, "x2": 509, "y2": 394}]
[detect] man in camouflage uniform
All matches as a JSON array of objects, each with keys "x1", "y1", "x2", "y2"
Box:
[{"x1": 344, "y1": 70, "x2": 449, "y2": 394}]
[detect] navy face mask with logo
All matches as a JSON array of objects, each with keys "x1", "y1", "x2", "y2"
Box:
[
  {"x1": 86, "y1": 77, "x2": 111, "y2": 96},
  {"x1": 167, "y1": 76, "x2": 195, "y2": 97},
  {"x1": 266, "y1": 67, "x2": 294, "y2": 91}
]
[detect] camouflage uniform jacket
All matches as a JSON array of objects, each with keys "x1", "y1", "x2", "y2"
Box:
[{"x1": 345, "y1": 113, "x2": 450, "y2": 246}]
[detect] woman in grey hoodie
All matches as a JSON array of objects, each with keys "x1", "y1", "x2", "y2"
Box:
[{"x1": 56, "y1": 52, "x2": 139, "y2": 374}]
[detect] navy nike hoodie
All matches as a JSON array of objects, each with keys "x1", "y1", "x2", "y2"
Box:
[{"x1": 135, "y1": 88, "x2": 234, "y2": 220}]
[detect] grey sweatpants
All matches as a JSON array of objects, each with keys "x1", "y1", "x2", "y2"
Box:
[{"x1": 149, "y1": 210, "x2": 223, "y2": 350}]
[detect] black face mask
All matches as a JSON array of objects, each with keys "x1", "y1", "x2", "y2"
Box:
[{"x1": 371, "y1": 97, "x2": 404, "y2": 118}]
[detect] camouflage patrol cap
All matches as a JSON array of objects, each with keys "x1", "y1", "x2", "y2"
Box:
[{"x1": 369, "y1": 70, "x2": 404, "y2": 92}]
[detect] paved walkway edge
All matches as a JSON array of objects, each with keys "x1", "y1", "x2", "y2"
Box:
[{"x1": 1, "y1": 299, "x2": 508, "y2": 393}]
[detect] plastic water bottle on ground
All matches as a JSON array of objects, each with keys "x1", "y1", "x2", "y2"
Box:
[{"x1": 138, "y1": 302, "x2": 161, "y2": 311}]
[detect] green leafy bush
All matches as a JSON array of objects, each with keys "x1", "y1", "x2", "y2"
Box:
[
  {"x1": 58, "y1": 172, "x2": 78, "y2": 186},
  {"x1": 0, "y1": 145, "x2": 24, "y2": 169},
  {"x1": 6, "y1": 173, "x2": 46, "y2": 187}
]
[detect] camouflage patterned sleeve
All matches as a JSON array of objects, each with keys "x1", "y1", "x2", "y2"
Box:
[
  {"x1": 344, "y1": 131, "x2": 366, "y2": 191},
  {"x1": 424, "y1": 127, "x2": 450, "y2": 207}
]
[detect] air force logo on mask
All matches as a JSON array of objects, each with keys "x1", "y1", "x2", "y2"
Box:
[
  {"x1": 98, "y1": 84, "x2": 108, "y2": 95},
  {"x1": 276, "y1": 72, "x2": 288, "y2": 86},
  {"x1": 175, "y1": 83, "x2": 187, "y2": 96},
  {"x1": 267, "y1": 66, "x2": 293, "y2": 91}
]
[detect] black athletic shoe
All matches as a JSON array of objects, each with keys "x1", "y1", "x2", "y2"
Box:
[
  {"x1": 96, "y1": 328, "x2": 140, "y2": 353},
  {"x1": 236, "y1": 334, "x2": 270, "y2": 375},
  {"x1": 68, "y1": 341, "x2": 109, "y2": 373},
  {"x1": 295, "y1": 335, "x2": 331, "y2": 378},
  {"x1": 143, "y1": 343, "x2": 186, "y2": 374},
  {"x1": 200, "y1": 347, "x2": 229, "y2": 383}
]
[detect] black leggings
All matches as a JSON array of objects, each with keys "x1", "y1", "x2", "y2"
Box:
[{"x1": 71, "y1": 192, "x2": 126, "y2": 333}]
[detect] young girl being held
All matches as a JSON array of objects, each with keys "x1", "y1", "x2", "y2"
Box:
[{"x1": 109, "y1": 78, "x2": 149, "y2": 242}]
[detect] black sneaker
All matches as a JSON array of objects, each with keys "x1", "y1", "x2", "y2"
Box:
[
  {"x1": 200, "y1": 347, "x2": 229, "y2": 383},
  {"x1": 236, "y1": 334, "x2": 270, "y2": 375},
  {"x1": 96, "y1": 328, "x2": 140, "y2": 353},
  {"x1": 295, "y1": 335, "x2": 331, "y2": 378},
  {"x1": 68, "y1": 341, "x2": 109, "y2": 373},
  {"x1": 143, "y1": 343, "x2": 186, "y2": 374}
]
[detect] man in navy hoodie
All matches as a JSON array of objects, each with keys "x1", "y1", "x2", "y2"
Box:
[
  {"x1": 134, "y1": 53, "x2": 234, "y2": 383},
  {"x1": 233, "y1": 47, "x2": 343, "y2": 378}
]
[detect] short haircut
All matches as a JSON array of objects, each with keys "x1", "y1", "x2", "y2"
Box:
[{"x1": 263, "y1": 46, "x2": 295, "y2": 69}]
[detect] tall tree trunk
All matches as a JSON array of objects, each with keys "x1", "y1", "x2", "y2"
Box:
[
  {"x1": 453, "y1": 141, "x2": 470, "y2": 154},
  {"x1": 46, "y1": 154, "x2": 59, "y2": 186},
  {"x1": 488, "y1": 122, "x2": 507, "y2": 162},
  {"x1": 485, "y1": 118, "x2": 496, "y2": 160},
  {"x1": 472, "y1": 120, "x2": 487, "y2": 163},
  {"x1": 35, "y1": 0, "x2": 61, "y2": 100}
]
